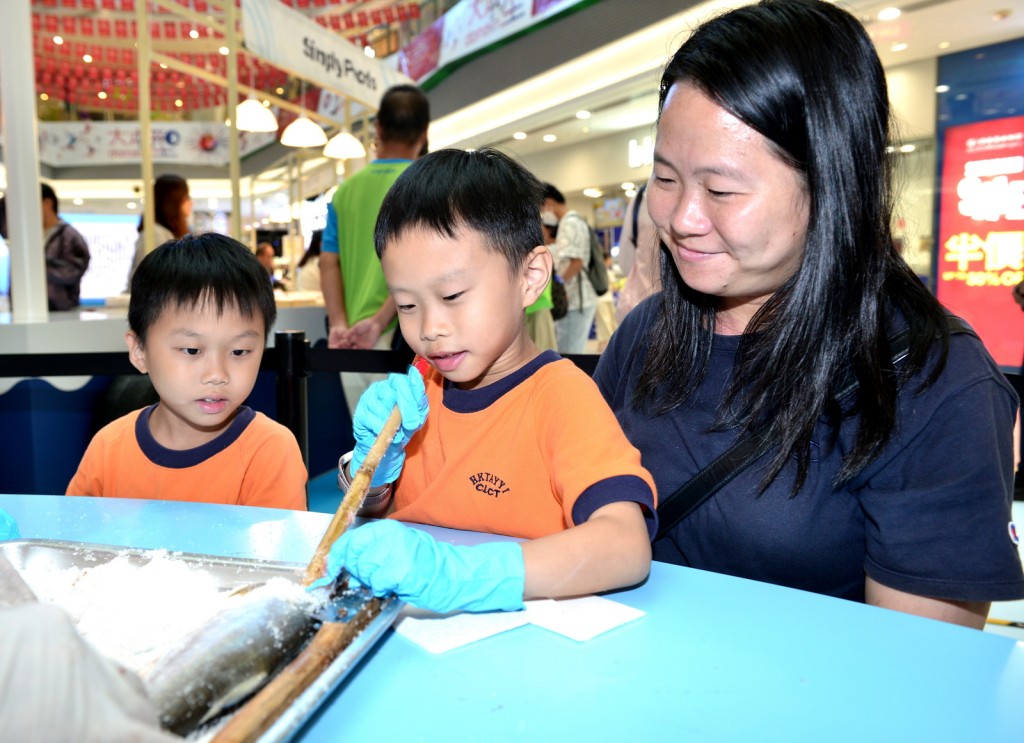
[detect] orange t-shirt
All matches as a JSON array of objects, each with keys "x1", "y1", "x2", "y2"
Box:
[
  {"x1": 391, "y1": 352, "x2": 657, "y2": 539},
  {"x1": 66, "y1": 405, "x2": 306, "y2": 510}
]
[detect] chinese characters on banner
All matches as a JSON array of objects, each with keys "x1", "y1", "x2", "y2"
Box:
[{"x1": 936, "y1": 116, "x2": 1024, "y2": 368}]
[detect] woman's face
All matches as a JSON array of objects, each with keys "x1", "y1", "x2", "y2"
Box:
[{"x1": 648, "y1": 83, "x2": 810, "y2": 334}]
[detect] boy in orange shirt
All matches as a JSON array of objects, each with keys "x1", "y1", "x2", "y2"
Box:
[
  {"x1": 67, "y1": 234, "x2": 306, "y2": 510},
  {"x1": 312, "y1": 149, "x2": 656, "y2": 613}
]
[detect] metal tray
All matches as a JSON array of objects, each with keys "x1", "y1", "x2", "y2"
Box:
[{"x1": 0, "y1": 538, "x2": 402, "y2": 742}]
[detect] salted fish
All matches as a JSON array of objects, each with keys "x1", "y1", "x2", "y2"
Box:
[{"x1": 145, "y1": 581, "x2": 318, "y2": 737}]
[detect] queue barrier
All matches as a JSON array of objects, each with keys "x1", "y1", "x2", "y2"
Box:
[{"x1": 0, "y1": 330, "x2": 601, "y2": 477}]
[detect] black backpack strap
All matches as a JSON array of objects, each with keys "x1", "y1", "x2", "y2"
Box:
[{"x1": 653, "y1": 313, "x2": 976, "y2": 541}]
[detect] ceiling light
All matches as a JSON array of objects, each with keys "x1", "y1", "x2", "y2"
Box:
[
  {"x1": 281, "y1": 116, "x2": 328, "y2": 147},
  {"x1": 891, "y1": 42, "x2": 908, "y2": 52},
  {"x1": 40, "y1": 93, "x2": 49, "y2": 101},
  {"x1": 583, "y1": 188, "x2": 603, "y2": 198},
  {"x1": 624, "y1": 188, "x2": 637, "y2": 198},
  {"x1": 513, "y1": 131, "x2": 527, "y2": 140},
  {"x1": 127, "y1": 202, "x2": 137, "y2": 209},
  {"x1": 576, "y1": 110, "x2": 591, "y2": 119},
  {"x1": 175, "y1": 99, "x2": 183, "y2": 107},
  {"x1": 876, "y1": 7, "x2": 901, "y2": 22},
  {"x1": 219, "y1": 46, "x2": 230, "y2": 56},
  {"x1": 236, "y1": 98, "x2": 279, "y2": 132},
  {"x1": 323, "y1": 131, "x2": 367, "y2": 159},
  {"x1": 190, "y1": 29, "x2": 200, "y2": 39},
  {"x1": 159, "y1": 63, "x2": 168, "y2": 69},
  {"x1": 621, "y1": 181, "x2": 635, "y2": 190},
  {"x1": 98, "y1": 91, "x2": 108, "y2": 99},
  {"x1": 936, "y1": 84, "x2": 950, "y2": 93},
  {"x1": 900, "y1": 144, "x2": 916, "y2": 153},
  {"x1": 73, "y1": 198, "x2": 84, "y2": 206},
  {"x1": 364, "y1": 46, "x2": 375, "y2": 58},
  {"x1": 582, "y1": 126, "x2": 590, "y2": 134},
  {"x1": 83, "y1": 54, "x2": 93, "y2": 63},
  {"x1": 542, "y1": 133, "x2": 557, "y2": 143},
  {"x1": 276, "y1": 87, "x2": 284, "y2": 95},
  {"x1": 53, "y1": 35, "x2": 63, "y2": 45},
  {"x1": 938, "y1": 41, "x2": 951, "y2": 49}
]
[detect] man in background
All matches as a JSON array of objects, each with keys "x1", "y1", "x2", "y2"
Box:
[
  {"x1": 542, "y1": 183, "x2": 598, "y2": 354},
  {"x1": 320, "y1": 84, "x2": 430, "y2": 414},
  {"x1": 41, "y1": 182, "x2": 90, "y2": 311}
]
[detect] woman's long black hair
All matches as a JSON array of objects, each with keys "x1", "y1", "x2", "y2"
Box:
[{"x1": 634, "y1": 0, "x2": 949, "y2": 491}]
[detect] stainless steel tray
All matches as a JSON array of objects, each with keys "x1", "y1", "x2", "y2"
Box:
[{"x1": 0, "y1": 538, "x2": 401, "y2": 742}]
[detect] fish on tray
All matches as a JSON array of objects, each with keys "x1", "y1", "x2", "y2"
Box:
[{"x1": 144, "y1": 578, "x2": 321, "y2": 737}]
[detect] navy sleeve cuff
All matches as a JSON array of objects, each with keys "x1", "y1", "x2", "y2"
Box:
[{"x1": 572, "y1": 474, "x2": 658, "y2": 540}]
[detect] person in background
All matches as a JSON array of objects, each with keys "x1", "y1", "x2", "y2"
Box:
[
  {"x1": 131, "y1": 174, "x2": 191, "y2": 288},
  {"x1": 595, "y1": 0, "x2": 1023, "y2": 627},
  {"x1": 523, "y1": 213, "x2": 558, "y2": 353},
  {"x1": 256, "y1": 241, "x2": 288, "y2": 291},
  {"x1": 294, "y1": 230, "x2": 323, "y2": 293},
  {"x1": 311, "y1": 148, "x2": 656, "y2": 615},
  {"x1": 615, "y1": 183, "x2": 661, "y2": 324},
  {"x1": 320, "y1": 84, "x2": 430, "y2": 416},
  {"x1": 542, "y1": 183, "x2": 598, "y2": 354},
  {"x1": 67, "y1": 234, "x2": 306, "y2": 510},
  {"x1": 0, "y1": 508, "x2": 179, "y2": 742},
  {"x1": 41, "y1": 182, "x2": 91, "y2": 311}
]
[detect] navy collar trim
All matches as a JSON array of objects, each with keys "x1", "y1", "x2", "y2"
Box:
[
  {"x1": 135, "y1": 404, "x2": 256, "y2": 468},
  {"x1": 442, "y1": 351, "x2": 561, "y2": 413}
]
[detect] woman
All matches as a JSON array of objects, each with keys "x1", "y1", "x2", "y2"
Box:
[
  {"x1": 595, "y1": 0, "x2": 1023, "y2": 627},
  {"x1": 129, "y1": 174, "x2": 191, "y2": 287},
  {"x1": 294, "y1": 230, "x2": 323, "y2": 292}
]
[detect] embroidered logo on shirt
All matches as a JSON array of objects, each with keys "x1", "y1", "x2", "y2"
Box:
[
  {"x1": 469, "y1": 472, "x2": 510, "y2": 498},
  {"x1": 1010, "y1": 521, "x2": 1019, "y2": 546}
]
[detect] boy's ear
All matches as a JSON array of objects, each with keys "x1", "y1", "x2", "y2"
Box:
[
  {"x1": 124, "y1": 331, "x2": 149, "y2": 374},
  {"x1": 521, "y1": 245, "x2": 553, "y2": 308}
]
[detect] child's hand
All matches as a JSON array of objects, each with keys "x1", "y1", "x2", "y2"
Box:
[
  {"x1": 351, "y1": 366, "x2": 428, "y2": 487},
  {"x1": 320, "y1": 519, "x2": 525, "y2": 614},
  {"x1": 0, "y1": 507, "x2": 19, "y2": 541}
]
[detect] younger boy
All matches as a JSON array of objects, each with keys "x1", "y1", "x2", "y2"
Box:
[
  {"x1": 313, "y1": 149, "x2": 657, "y2": 613},
  {"x1": 67, "y1": 234, "x2": 306, "y2": 510}
]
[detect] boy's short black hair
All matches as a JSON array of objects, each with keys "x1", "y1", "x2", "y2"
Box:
[
  {"x1": 128, "y1": 233, "x2": 277, "y2": 344},
  {"x1": 374, "y1": 148, "x2": 544, "y2": 273}
]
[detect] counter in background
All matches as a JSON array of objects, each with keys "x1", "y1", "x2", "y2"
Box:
[{"x1": 2, "y1": 493, "x2": 1023, "y2": 743}]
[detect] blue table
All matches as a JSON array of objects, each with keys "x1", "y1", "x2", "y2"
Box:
[{"x1": 3, "y1": 494, "x2": 1023, "y2": 742}]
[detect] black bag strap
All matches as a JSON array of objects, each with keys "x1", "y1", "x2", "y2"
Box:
[
  {"x1": 631, "y1": 184, "x2": 646, "y2": 244},
  {"x1": 654, "y1": 314, "x2": 976, "y2": 540}
]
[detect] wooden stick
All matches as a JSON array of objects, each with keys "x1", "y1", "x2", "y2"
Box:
[
  {"x1": 301, "y1": 406, "x2": 402, "y2": 587},
  {"x1": 209, "y1": 598, "x2": 383, "y2": 743}
]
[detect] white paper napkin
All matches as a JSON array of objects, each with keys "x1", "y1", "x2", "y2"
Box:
[{"x1": 393, "y1": 595, "x2": 645, "y2": 653}]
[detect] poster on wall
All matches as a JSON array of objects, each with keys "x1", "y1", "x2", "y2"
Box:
[{"x1": 936, "y1": 115, "x2": 1024, "y2": 369}]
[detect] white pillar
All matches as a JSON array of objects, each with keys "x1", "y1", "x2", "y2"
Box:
[{"x1": 0, "y1": 0, "x2": 48, "y2": 320}]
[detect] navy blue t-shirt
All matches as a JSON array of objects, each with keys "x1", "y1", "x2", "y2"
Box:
[{"x1": 596, "y1": 295, "x2": 1024, "y2": 603}]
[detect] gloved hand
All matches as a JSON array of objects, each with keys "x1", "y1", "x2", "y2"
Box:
[
  {"x1": 309, "y1": 519, "x2": 525, "y2": 615},
  {"x1": 350, "y1": 366, "x2": 429, "y2": 487},
  {"x1": 0, "y1": 508, "x2": 19, "y2": 541}
]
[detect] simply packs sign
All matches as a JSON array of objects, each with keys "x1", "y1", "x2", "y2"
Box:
[{"x1": 241, "y1": 0, "x2": 412, "y2": 112}]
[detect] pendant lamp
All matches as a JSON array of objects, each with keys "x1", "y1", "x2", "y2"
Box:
[
  {"x1": 235, "y1": 57, "x2": 278, "y2": 133},
  {"x1": 323, "y1": 131, "x2": 366, "y2": 159},
  {"x1": 280, "y1": 79, "x2": 327, "y2": 147}
]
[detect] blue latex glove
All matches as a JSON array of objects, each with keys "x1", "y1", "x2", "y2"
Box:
[
  {"x1": 310, "y1": 519, "x2": 525, "y2": 614},
  {"x1": 0, "y1": 507, "x2": 19, "y2": 541},
  {"x1": 350, "y1": 366, "x2": 429, "y2": 487}
]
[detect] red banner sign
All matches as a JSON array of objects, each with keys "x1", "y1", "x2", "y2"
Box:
[{"x1": 936, "y1": 116, "x2": 1024, "y2": 369}]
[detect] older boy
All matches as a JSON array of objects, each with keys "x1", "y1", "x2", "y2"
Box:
[
  {"x1": 67, "y1": 234, "x2": 306, "y2": 509},
  {"x1": 313, "y1": 149, "x2": 656, "y2": 613}
]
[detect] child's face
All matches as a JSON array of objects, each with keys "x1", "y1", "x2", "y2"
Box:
[
  {"x1": 382, "y1": 225, "x2": 547, "y2": 390},
  {"x1": 125, "y1": 299, "x2": 265, "y2": 449}
]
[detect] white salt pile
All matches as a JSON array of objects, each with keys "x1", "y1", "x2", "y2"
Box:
[{"x1": 21, "y1": 550, "x2": 244, "y2": 674}]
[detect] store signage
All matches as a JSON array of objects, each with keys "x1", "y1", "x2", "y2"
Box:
[
  {"x1": 241, "y1": 0, "x2": 412, "y2": 111},
  {"x1": 37, "y1": 122, "x2": 275, "y2": 167},
  {"x1": 396, "y1": 0, "x2": 587, "y2": 84},
  {"x1": 936, "y1": 115, "x2": 1024, "y2": 368}
]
